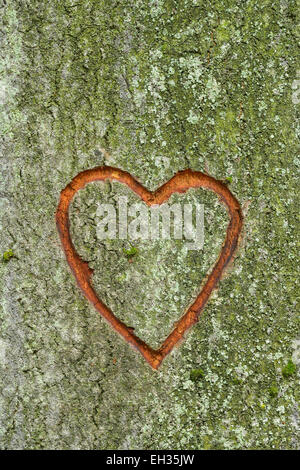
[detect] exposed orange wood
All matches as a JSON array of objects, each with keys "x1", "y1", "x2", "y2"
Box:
[{"x1": 56, "y1": 167, "x2": 243, "y2": 369}]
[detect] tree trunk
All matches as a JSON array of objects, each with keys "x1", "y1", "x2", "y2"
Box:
[{"x1": 0, "y1": 0, "x2": 298, "y2": 449}]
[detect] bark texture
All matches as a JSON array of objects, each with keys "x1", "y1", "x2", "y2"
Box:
[{"x1": 0, "y1": 0, "x2": 299, "y2": 449}]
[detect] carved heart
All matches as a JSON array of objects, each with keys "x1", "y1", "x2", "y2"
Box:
[{"x1": 56, "y1": 167, "x2": 243, "y2": 369}]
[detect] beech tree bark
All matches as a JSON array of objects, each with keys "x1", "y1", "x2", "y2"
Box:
[{"x1": 0, "y1": 0, "x2": 299, "y2": 449}]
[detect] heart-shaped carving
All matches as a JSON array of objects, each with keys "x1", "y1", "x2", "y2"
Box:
[{"x1": 56, "y1": 167, "x2": 243, "y2": 369}]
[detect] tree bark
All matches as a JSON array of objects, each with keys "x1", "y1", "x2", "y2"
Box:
[{"x1": 0, "y1": 0, "x2": 298, "y2": 449}]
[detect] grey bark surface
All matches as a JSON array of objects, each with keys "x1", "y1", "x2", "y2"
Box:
[{"x1": 0, "y1": 0, "x2": 299, "y2": 449}]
